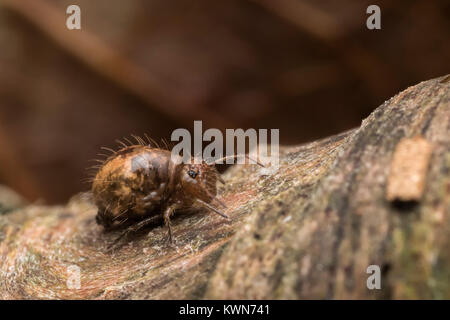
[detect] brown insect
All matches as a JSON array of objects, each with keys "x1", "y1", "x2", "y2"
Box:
[{"x1": 90, "y1": 134, "x2": 261, "y2": 246}]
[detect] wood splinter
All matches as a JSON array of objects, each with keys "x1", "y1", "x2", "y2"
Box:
[{"x1": 386, "y1": 135, "x2": 433, "y2": 203}]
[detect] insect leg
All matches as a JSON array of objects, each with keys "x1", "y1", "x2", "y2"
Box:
[
  {"x1": 163, "y1": 205, "x2": 177, "y2": 244},
  {"x1": 107, "y1": 215, "x2": 162, "y2": 251},
  {"x1": 217, "y1": 175, "x2": 226, "y2": 184}
]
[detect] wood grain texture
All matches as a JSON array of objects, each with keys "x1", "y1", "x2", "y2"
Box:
[{"x1": 0, "y1": 75, "x2": 448, "y2": 299}]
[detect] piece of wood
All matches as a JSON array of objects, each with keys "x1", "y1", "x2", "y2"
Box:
[
  {"x1": 0, "y1": 75, "x2": 449, "y2": 299},
  {"x1": 386, "y1": 136, "x2": 433, "y2": 202}
]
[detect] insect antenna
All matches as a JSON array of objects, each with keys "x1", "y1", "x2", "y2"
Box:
[
  {"x1": 195, "y1": 199, "x2": 229, "y2": 219},
  {"x1": 206, "y1": 154, "x2": 264, "y2": 167},
  {"x1": 208, "y1": 165, "x2": 226, "y2": 184},
  {"x1": 193, "y1": 181, "x2": 228, "y2": 217}
]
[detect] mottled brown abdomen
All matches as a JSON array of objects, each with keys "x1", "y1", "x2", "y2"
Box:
[{"x1": 92, "y1": 146, "x2": 172, "y2": 228}]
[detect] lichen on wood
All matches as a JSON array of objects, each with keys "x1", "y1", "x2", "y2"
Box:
[{"x1": 0, "y1": 75, "x2": 449, "y2": 299}]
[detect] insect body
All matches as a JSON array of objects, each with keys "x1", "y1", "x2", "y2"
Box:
[{"x1": 91, "y1": 137, "x2": 259, "y2": 244}]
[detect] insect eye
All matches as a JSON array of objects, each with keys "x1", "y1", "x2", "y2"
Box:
[{"x1": 188, "y1": 169, "x2": 198, "y2": 179}]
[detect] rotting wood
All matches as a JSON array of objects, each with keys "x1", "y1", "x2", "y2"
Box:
[{"x1": 0, "y1": 75, "x2": 449, "y2": 299}]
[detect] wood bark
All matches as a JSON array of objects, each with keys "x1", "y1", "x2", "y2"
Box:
[{"x1": 0, "y1": 75, "x2": 449, "y2": 299}]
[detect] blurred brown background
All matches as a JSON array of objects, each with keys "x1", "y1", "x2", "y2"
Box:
[{"x1": 0, "y1": 0, "x2": 449, "y2": 204}]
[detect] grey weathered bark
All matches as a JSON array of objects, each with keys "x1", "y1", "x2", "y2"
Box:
[{"x1": 0, "y1": 75, "x2": 449, "y2": 299}]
